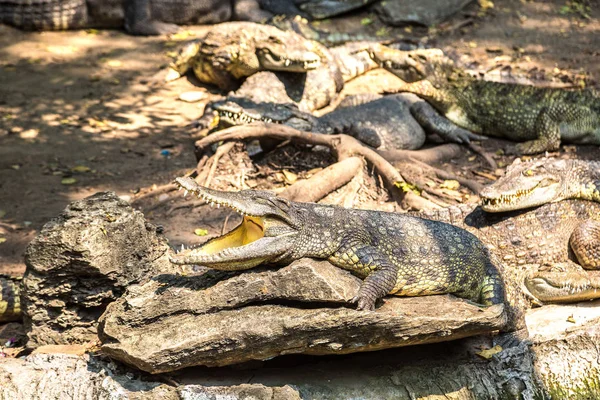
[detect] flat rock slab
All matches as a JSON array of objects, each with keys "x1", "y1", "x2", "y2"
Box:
[{"x1": 99, "y1": 259, "x2": 506, "y2": 373}]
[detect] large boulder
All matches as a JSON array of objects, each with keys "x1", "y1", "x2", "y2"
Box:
[
  {"x1": 22, "y1": 192, "x2": 174, "y2": 347},
  {"x1": 99, "y1": 259, "x2": 506, "y2": 373}
]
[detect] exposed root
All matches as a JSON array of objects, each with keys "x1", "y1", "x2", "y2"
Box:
[
  {"x1": 280, "y1": 157, "x2": 363, "y2": 203},
  {"x1": 132, "y1": 182, "x2": 177, "y2": 204},
  {"x1": 203, "y1": 141, "x2": 236, "y2": 188},
  {"x1": 194, "y1": 123, "x2": 439, "y2": 210},
  {"x1": 467, "y1": 142, "x2": 497, "y2": 170},
  {"x1": 378, "y1": 144, "x2": 464, "y2": 165}
]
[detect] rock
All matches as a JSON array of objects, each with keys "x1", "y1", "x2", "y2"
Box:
[
  {"x1": 0, "y1": 353, "x2": 300, "y2": 400},
  {"x1": 23, "y1": 192, "x2": 174, "y2": 347},
  {"x1": 374, "y1": 0, "x2": 473, "y2": 26},
  {"x1": 99, "y1": 259, "x2": 506, "y2": 373},
  {"x1": 179, "y1": 385, "x2": 301, "y2": 400},
  {"x1": 526, "y1": 301, "x2": 600, "y2": 398}
]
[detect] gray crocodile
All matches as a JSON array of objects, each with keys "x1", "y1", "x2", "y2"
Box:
[
  {"x1": 0, "y1": 0, "x2": 272, "y2": 35},
  {"x1": 371, "y1": 47, "x2": 600, "y2": 154},
  {"x1": 211, "y1": 92, "x2": 485, "y2": 150},
  {"x1": 170, "y1": 177, "x2": 506, "y2": 311}
]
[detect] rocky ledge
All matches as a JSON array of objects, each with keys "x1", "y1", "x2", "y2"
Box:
[{"x1": 99, "y1": 258, "x2": 506, "y2": 373}]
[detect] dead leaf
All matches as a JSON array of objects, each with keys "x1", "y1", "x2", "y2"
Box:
[
  {"x1": 0, "y1": 210, "x2": 5, "y2": 218},
  {"x1": 71, "y1": 165, "x2": 91, "y2": 173},
  {"x1": 194, "y1": 228, "x2": 208, "y2": 236},
  {"x1": 19, "y1": 129, "x2": 39, "y2": 139},
  {"x1": 567, "y1": 315, "x2": 576, "y2": 323},
  {"x1": 0, "y1": 238, "x2": 6, "y2": 244},
  {"x1": 282, "y1": 169, "x2": 298, "y2": 184},
  {"x1": 394, "y1": 181, "x2": 421, "y2": 195},
  {"x1": 478, "y1": 0, "x2": 494, "y2": 9},
  {"x1": 61, "y1": 177, "x2": 77, "y2": 185},
  {"x1": 476, "y1": 345, "x2": 503, "y2": 359},
  {"x1": 440, "y1": 180, "x2": 460, "y2": 190}
]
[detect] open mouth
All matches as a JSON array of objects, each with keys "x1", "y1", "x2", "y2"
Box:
[{"x1": 173, "y1": 181, "x2": 267, "y2": 261}]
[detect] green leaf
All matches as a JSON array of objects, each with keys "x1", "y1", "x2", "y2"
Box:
[
  {"x1": 61, "y1": 177, "x2": 77, "y2": 185},
  {"x1": 194, "y1": 228, "x2": 208, "y2": 236}
]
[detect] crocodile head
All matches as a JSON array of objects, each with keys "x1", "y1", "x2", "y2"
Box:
[
  {"x1": 214, "y1": 98, "x2": 315, "y2": 131},
  {"x1": 480, "y1": 158, "x2": 573, "y2": 212},
  {"x1": 255, "y1": 37, "x2": 321, "y2": 72},
  {"x1": 369, "y1": 48, "x2": 446, "y2": 82},
  {"x1": 170, "y1": 177, "x2": 302, "y2": 269}
]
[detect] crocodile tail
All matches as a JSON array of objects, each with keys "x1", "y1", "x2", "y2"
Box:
[
  {"x1": 1, "y1": 0, "x2": 88, "y2": 30},
  {"x1": 0, "y1": 276, "x2": 21, "y2": 323}
]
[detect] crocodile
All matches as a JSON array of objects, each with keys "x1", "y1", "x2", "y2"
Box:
[
  {"x1": 211, "y1": 93, "x2": 485, "y2": 150},
  {"x1": 477, "y1": 158, "x2": 600, "y2": 302},
  {"x1": 370, "y1": 47, "x2": 600, "y2": 154},
  {"x1": 166, "y1": 22, "x2": 323, "y2": 91},
  {"x1": 480, "y1": 158, "x2": 600, "y2": 212},
  {"x1": 0, "y1": 0, "x2": 273, "y2": 35},
  {"x1": 417, "y1": 199, "x2": 600, "y2": 324},
  {"x1": 170, "y1": 177, "x2": 506, "y2": 311}
]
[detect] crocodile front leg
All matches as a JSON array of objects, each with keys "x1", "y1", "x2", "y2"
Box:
[
  {"x1": 410, "y1": 99, "x2": 487, "y2": 144},
  {"x1": 330, "y1": 244, "x2": 398, "y2": 311}
]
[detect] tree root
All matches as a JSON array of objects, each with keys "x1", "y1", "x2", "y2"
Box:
[
  {"x1": 280, "y1": 157, "x2": 363, "y2": 203},
  {"x1": 194, "y1": 123, "x2": 440, "y2": 210}
]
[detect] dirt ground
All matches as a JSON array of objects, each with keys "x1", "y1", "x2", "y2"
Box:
[{"x1": 0, "y1": 0, "x2": 598, "y2": 276}]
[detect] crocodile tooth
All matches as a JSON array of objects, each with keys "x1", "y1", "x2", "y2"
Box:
[
  {"x1": 285, "y1": 59, "x2": 290, "y2": 66},
  {"x1": 183, "y1": 190, "x2": 188, "y2": 197}
]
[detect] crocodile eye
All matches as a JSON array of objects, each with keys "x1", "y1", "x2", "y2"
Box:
[
  {"x1": 267, "y1": 36, "x2": 283, "y2": 44},
  {"x1": 523, "y1": 169, "x2": 535, "y2": 176}
]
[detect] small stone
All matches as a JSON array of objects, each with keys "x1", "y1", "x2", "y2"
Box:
[{"x1": 178, "y1": 91, "x2": 207, "y2": 103}]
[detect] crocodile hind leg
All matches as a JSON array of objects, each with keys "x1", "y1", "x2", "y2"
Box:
[
  {"x1": 0, "y1": 276, "x2": 21, "y2": 323},
  {"x1": 514, "y1": 108, "x2": 562, "y2": 154},
  {"x1": 570, "y1": 219, "x2": 600, "y2": 270}
]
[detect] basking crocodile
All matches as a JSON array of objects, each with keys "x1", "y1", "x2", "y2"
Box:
[
  {"x1": 478, "y1": 158, "x2": 600, "y2": 302},
  {"x1": 170, "y1": 177, "x2": 506, "y2": 311},
  {"x1": 167, "y1": 22, "x2": 323, "y2": 91},
  {"x1": 0, "y1": 0, "x2": 271, "y2": 35},
  {"x1": 371, "y1": 48, "x2": 600, "y2": 154},
  {"x1": 480, "y1": 158, "x2": 600, "y2": 212},
  {"x1": 417, "y1": 198, "x2": 600, "y2": 324},
  {"x1": 211, "y1": 93, "x2": 485, "y2": 149}
]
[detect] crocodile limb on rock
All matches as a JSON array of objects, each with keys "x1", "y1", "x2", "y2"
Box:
[
  {"x1": 170, "y1": 177, "x2": 506, "y2": 311},
  {"x1": 371, "y1": 47, "x2": 600, "y2": 154},
  {"x1": 166, "y1": 22, "x2": 322, "y2": 91}
]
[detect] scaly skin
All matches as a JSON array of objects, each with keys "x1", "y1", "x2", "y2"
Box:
[
  {"x1": 480, "y1": 158, "x2": 600, "y2": 212},
  {"x1": 0, "y1": 0, "x2": 266, "y2": 35},
  {"x1": 371, "y1": 48, "x2": 600, "y2": 154},
  {"x1": 209, "y1": 92, "x2": 484, "y2": 149},
  {"x1": 0, "y1": 276, "x2": 21, "y2": 323},
  {"x1": 167, "y1": 22, "x2": 322, "y2": 91},
  {"x1": 478, "y1": 158, "x2": 600, "y2": 302},
  {"x1": 417, "y1": 200, "x2": 600, "y2": 327},
  {"x1": 170, "y1": 177, "x2": 505, "y2": 311}
]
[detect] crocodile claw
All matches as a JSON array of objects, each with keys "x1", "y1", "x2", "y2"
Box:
[{"x1": 351, "y1": 294, "x2": 376, "y2": 311}]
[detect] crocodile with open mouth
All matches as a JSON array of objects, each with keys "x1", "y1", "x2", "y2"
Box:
[
  {"x1": 0, "y1": 0, "x2": 272, "y2": 35},
  {"x1": 169, "y1": 177, "x2": 506, "y2": 312},
  {"x1": 370, "y1": 47, "x2": 600, "y2": 154},
  {"x1": 166, "y1": 22, "x2": 323, "y2": 91}
]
